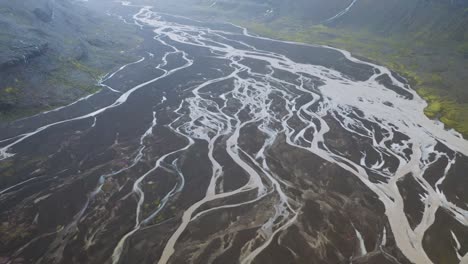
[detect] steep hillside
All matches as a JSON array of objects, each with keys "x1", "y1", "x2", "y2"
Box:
[
  {"x1": 0, "y1": 0, "x2": 141, "y2": 120},
  {"x1": 328, "y1": 0, "x2": 468, "y2": 40}
]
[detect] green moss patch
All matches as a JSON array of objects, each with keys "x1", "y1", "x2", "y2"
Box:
[{"x1": 418, "y1": 88, "x2": 468, "y2": 136}]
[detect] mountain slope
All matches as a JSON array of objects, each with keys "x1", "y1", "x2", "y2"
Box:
[{"x1": 0, "y1": 0, "x2": 141, "y2": 120}]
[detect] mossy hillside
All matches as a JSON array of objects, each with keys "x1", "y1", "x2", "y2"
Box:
[
  {"x1": 47, "y1": 18, "x2": 144, "y2": 94},
  {"x1": 0, "y1": 3, "x2": 143, "y2": 122},
  {"x1": 48, "y1": 59, "x2": 102, "y2": 94},
  {"x1": 0, "y1": 86, "x2": 21, "y2": 99},
  {"x1": 419, "y1": 88, "x2": 468, "y2": 136},
  {"x1": 234, "y1": 19, "x2": 468, "y2": 137},
  {"x1": 46, "y1": 13, "x2": 144, "y2": 95},
  {"x1": 0, "y1": 0, "x2": 143, "y2": 121},
  {"x1": 0, "y1": 105, "x2": 57, "y2": 122},
  {"x1": 0, "y1": 57, "x2": 104, "y2": 121},
  {"x1": 458, "y1": 42, "x2": 468, "y2": 57},
  {"x1": 0, "y1": 78, "x2": 22, "y2": 112}
]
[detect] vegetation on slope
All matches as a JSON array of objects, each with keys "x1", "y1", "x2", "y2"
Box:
[{"x1": 0, "y1": 0, "x2": 143, "y2": 121}]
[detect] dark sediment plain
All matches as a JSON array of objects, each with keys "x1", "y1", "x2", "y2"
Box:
[{"x1": 1, "y1": 2, "x2": 468, "y2": 264}]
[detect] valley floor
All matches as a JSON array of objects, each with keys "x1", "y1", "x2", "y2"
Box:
[{"x1": 1, "y1": 2, "x2": 467, "y2": 264}]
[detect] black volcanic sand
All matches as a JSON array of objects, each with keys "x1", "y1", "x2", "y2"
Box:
[{"x1": 0, "y1": 2, "x2": 467, "y2": 264}]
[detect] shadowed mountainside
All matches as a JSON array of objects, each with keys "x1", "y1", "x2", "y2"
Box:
[{"x1": 0, "y1": 0, "x2": 141, "y2": 120}]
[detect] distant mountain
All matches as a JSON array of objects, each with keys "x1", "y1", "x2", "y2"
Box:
[{"x1": 192, "y1": 0, "x2": 468, "y2": 41}]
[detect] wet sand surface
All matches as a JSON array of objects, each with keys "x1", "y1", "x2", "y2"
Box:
[{"x1": 0, "y1": 1, "x2": 468, "y2": 264}]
